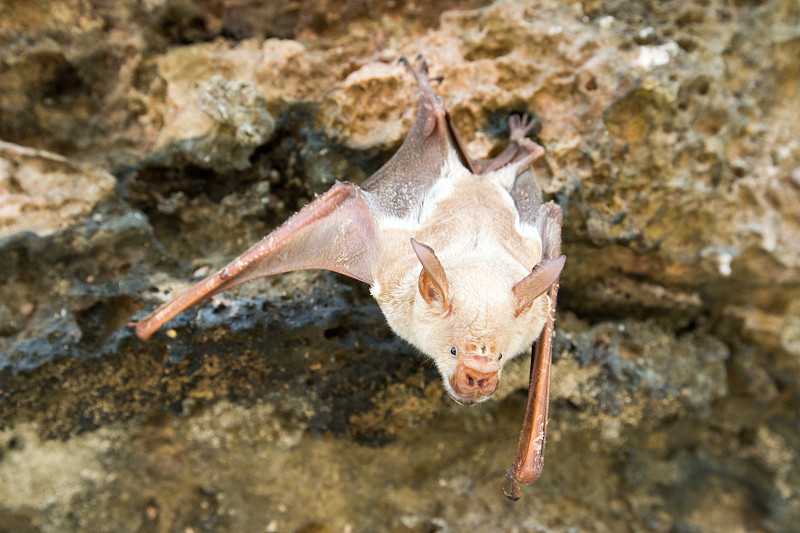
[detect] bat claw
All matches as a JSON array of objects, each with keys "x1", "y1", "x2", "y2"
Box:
[
  {"x1": 398, "y1": 55, "x2": 431, "y2": 77},
  {"x1": 415, "y1": 53, "x2": 428, "y2": 73},
  {"x1": 503, "y1": 475, "x2": 521, "y2": 501},
  {"x1": 403, "y1": 55, "x2": 436, "y2": 86},
  {"x1": 509, "y1": 113, "x2": 540, "y2": 142}
]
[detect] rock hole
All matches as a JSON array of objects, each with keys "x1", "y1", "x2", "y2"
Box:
[
  {"x1": 37, "y1": 53, "x2": 84, "y2": 101},
  {"x1": 676, "y1": 37, "x2": 699, "y2": 53},
  {"x1": 76, "y1": 295, "x2": 142, "y2": 350},
  {"x1": 153, "y1": 2, "x2": 212, "y2": 44},
  {"x1": 7, "y1": 435, "x2": 24, "y2": 451},
  {"x1": 324, "y1": 326, "x2": 348, "y2": 339}
]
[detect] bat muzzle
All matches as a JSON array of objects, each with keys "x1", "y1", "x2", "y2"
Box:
[{"x1": 450, "y1": 361, "x2": 499, "y2": 404}]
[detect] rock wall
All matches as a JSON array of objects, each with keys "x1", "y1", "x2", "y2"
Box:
[{"x1": 1, "y1": 0, "x2": 798, "y2": 531}]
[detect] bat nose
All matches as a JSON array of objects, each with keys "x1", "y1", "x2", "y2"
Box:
[{"x1": 451, "y1": 362, "x2": 499, "y2": 403}]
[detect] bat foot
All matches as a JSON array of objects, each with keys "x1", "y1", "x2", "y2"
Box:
[
  {"x1": 416, "y1": 53, "x2": 428, "y2": 73},
  {"x1": 509, "y1": 113, "x2": 541, "y2": 143},
  {"x1": 477, "y1": 113, "x2": 545, "y2": 174},
  {"x1": 401, "y1": 55, "x2": 441, "y2": 92},
  {"x1": 508, "y1": 114, "x2": 545, "y2": 168},
  {"x1": 400, "y1": 55, "x2": 448, "y2": 139},
  {"x1": 399, "y1": 55, "x2": 429, "y2": 74}
]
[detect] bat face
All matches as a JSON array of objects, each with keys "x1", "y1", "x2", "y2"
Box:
[
  {"x1": 133, "y1": 56, "x2": 564, "y2": 499},
  {"x1": 405, "y1": 264, "x2": 552, "y2": 406}
]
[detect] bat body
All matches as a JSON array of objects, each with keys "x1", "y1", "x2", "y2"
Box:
[
  {"x1": 369, "y1": 152, "x2": 551, "y2": 404},
  {"x1": 134, "y1": 58, "x2": 565, "y2": 499}
]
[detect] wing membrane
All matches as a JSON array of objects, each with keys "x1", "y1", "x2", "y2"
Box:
[{"x1": 135, "y1": 182, "x2": 377, "y2": 340}]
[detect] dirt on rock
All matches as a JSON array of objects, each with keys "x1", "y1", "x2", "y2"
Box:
[{"x1": 1, "y1": 1, "x2": 798, "y2": 531}]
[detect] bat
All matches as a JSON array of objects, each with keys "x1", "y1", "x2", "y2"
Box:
[{"x1": 133, "y1": 56, "x2": 565, "y2": 500}]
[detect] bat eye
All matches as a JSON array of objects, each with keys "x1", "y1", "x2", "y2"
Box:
[
  {"x1": 498, "y1": 353, "x2": 503, "y2": 360},
  {"x1": 450, "y1": 347, "x2": 457, "y2": 357}
]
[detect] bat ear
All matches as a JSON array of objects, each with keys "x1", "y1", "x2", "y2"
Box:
[
  {"x1": 410, "y1": 238, "x2": 451, "y2": 314},
  {"x1": 512, "y1": 255, "x2": 566, "y2": 317}
]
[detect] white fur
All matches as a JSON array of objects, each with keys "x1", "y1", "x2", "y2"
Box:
[{"x1": 370, "y1": 151, "x2": 550, "y2": 404}]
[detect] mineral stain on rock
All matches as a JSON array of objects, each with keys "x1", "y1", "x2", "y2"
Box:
[{"x1": 1, "y1": 0, "x2": 799, "y2": 531}]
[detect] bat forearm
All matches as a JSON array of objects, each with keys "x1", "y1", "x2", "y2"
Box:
[{"x1": 134, "y1": 272, "x2": 227, "y2": 340}]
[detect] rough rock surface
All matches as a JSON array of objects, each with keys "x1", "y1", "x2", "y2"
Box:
[
  {"x1": 1, "y1": 0, "x2": 798, "y2": 531},
  {"x1": 0, "y1": 141, "x2": 116, "y2": 238}
]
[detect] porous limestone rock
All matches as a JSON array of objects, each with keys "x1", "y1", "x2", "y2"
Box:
[
  {"x1": 1, "y1": 0, "x2": 798, "y2": 531},
  {"x1": 0, "y1": 142, "x2": 115, "y2": 239}
]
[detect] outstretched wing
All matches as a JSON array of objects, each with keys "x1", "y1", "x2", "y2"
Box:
[{"x1": 135, "y1": 182, "x2": 377, "y2": 340}]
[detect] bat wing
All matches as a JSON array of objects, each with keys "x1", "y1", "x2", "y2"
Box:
[
  {"x1": 134, "y1": 182, "x2": 377, "y2": 340},
  {"x1": 505, "y1": 202, "x2": 563, "y2": 500},
  {"x1": 490, "y1": 114, "x2": 562, "y2": 500},
  {"x1": 363, "y1": 61, "x2": 546, "y2": 220},
  {"x1": 361, "y1": 57, "x2": 480, "y2": 217}
]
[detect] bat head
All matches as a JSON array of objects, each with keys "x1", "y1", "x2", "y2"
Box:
[{"x1": 403, "y1": 239, "x2": 564, "y2": 406}]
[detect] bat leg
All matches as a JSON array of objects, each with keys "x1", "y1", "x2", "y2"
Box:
[
  {"x1": 479, "y1": 114, "x2": 545, "y2": 174},
  {"x1": 399, "y1": 56, "x2": 444, "y2": 139},
  {"x1": 400, "y1": 56, "x2": 481, "y2": 173},
  {"x1": 362, "y1": 57, "x2": 480, "y2": 215}
]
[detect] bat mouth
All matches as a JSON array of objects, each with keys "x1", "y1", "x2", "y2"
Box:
[
  {"x1": 450, "y1": 392, "x2": 494, "y2": 406},
  {"x1": 449, "y1": 362, "x2": 499, "y2": 404}
]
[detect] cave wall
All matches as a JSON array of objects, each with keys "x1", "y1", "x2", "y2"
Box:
[{"x1": 1, "y1": 1, "x2": 798, "y2": 531}]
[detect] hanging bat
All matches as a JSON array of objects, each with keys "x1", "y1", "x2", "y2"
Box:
[{"x1": 133, "y1": 56, "x2": 565, "y2": 500}]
